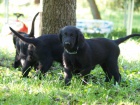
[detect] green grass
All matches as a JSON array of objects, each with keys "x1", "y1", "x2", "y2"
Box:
[
  {"x1": 0, "y1": 55, "x2": 140, "y2": 104},
  {"x1": 0, "y1": 35, "x2": 140, "y2": 105}
]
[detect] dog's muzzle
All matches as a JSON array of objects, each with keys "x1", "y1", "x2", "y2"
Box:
[
  {"x1": 64, "y1": 41, "x2": 71, "y2": 48},
  {"x1": 64, "y1": 42, "x2": 70, "y2": 45}
]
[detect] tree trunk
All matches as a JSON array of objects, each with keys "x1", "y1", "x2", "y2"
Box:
[
  {"x1": 87, "y1": 0, "x2": 101, "y2": 19},
  {"x1": 41, "y1": 0, "x2": 76, "y2": 35}
]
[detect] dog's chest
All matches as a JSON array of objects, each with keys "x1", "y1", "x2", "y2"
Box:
[{"x1": 69, "y1": 56, "x2": 83, "y2": 69}]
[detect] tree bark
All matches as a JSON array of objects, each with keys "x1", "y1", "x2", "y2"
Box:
[
  {"x1": 41, "y1": 0, "x2": 76, "y2": 35},
  {"x1": 87, "y1": 0, "x2": 101, "y2": 19}
]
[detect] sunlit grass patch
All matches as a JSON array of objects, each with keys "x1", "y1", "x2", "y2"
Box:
[
  {"x1": 119, "y1": 40, "x2": 140, "y2": 62},
  {"x1": 0, "y1": 59, "x2": 140, "y2": 104}
]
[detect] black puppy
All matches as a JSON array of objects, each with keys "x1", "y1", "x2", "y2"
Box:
[
  {"x1": 12, "y1": 12, "x2": 39, "y2": 68},
  {"x1": 10, "y1": 27, "x2": 64, "y2": 78},
  {"x1": 59, "y1": 26, "x2": 140, "y2": 85}
]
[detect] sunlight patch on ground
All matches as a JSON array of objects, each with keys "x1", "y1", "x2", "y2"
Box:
[
  {"x1": 0, "y1": 35, "x2": 15, "y2": 53},
  {"x1": 119, "y1": 40, "x2": 140, "y2": 62}
]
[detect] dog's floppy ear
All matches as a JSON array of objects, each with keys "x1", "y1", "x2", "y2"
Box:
[
  {"x1": 58, "y1": 29, "x2": 63, "y2": 43},
  {"x1": 77, "y1": 29, "x2": 85, "y2": 47}
]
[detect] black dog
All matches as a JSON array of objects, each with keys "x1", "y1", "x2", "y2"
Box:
[
  {"x1": 10, "y1": 27, "x2": 64, "y2": 78},
  {"x1": 12, "y1": 12, "x2": 39, "y2": 69},
  {"x1": 59, "y1": 26, "x2": 140, "y2": 85}
]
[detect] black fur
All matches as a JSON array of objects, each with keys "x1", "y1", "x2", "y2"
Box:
[
  {"x1": 59, "y1": 26, "x2": 140, "y2": 85},
  {"x1": 12, "y1": 12, "x2": 39, "y2": 69},
  {"x1": 10, "y1": 27, "x2": 64, "y2": 78}
]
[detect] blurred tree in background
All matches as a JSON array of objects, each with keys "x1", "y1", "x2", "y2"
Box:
[
  {"x1": 87, "y1": 0, "x2": 101, "y2": 19},
  {"x1": 41, "y1": 0, "x2": 76, "y2": 34}
]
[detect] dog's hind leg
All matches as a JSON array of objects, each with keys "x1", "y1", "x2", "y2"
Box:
[
  {"x1": 80, "y1": 67, "x2": 93, "y2": 84},
  {"x1": 38, "y1": 58, "x2": 53, "y2": 79},
  {"x1": 100, "y1": 63, "x2": 112, "y2": 82},
  {"x1": 107, "y1": 59, "x2": 121, "y2": 85}
]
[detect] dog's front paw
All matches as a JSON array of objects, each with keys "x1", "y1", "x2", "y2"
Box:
[{"x1": 65, "y1": 78, "x2": 71, "y2": 86}]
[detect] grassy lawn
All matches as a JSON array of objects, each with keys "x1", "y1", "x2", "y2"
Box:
[{"x1": 0, "y1": 35, "x2": 140, "y2": 105}]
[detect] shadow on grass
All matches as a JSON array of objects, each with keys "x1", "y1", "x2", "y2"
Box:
[{"x1": 0, "y1": 48, "x2": 15, "y2": 68}]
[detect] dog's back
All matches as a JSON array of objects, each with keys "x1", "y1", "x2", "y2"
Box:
[
  {"x1": 84, "y1": 38, "x2": 120, "y2": 65},
  {"x1": 32, "y1": 34, "x2": 64, "y2": 64}
]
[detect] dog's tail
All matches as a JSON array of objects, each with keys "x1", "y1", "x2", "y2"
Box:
[
  {"x1": 29, "y1": 12, "x2": 39, "y2": 37},
  {"x1": 9, "y1": 27, "x2": 38, "y2": 46},
  {"x1": 114, "y1": 34, "x2": 140, "y2": 45}
]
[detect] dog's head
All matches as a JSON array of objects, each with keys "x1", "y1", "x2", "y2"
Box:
[{"x1": 59, "y1": 26, "x2": 85, "y2": 53}]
